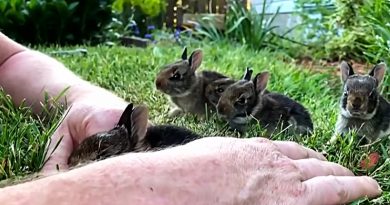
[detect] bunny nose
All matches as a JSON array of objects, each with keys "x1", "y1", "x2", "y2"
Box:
[
  {"x1": 352, "y1": 102, "x2": 361, "y2": 109},
  {"x1": 352, "y1": 98, "x2": 362, "y2": 109}
]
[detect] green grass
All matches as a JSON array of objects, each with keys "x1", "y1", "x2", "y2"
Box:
[
  {"x1": 0, "y1": 89, "x2": 65, "y2": 179},
  {"x1": 0, "y1": 41, "x2": 389, "y2": 204}
]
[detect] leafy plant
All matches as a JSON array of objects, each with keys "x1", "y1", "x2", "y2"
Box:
[
  {"x1": 96, "y1": 11, "x2": 137, "y2": 45},
  {"x1": 112, "y1": 0, "x2": 166, "y2": 38},
  {"x1": 361, "y1": 0, "x2": 390, "y2": 62},
  {"x1": 113, "y1": 0, "x2": 165, "y2": 17},
  {"x1": 294, "y1": 0, "x2": 383, "y2": 61},
  {"x1": 0, "y1": 0, "x2": 114, "y2": 45},
  {"x1": 360, "y1": 0, "x2": 390, "y2": 98},
  {"x1": 323, "y1": 0, "x2": 370, "y2": 61},
  {"x1": 294, "y1": 0, "x2": 334, "y2": 42},
  {"x1": 195, "y1": 0, "x2": 289, "y2": 51}
]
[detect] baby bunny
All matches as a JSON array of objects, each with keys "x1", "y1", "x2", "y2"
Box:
[
  {"x1": 216, "y1": 69, "x2": 313, "y2": 135},
  {"x1": 331, "y1": 61, "x2": 390, "y2": 144},
  {"x1": 205, "y1": 78, "x2": 236, "y2": 108},
  {"x1": 155, "y1": 47, "x2": 227, "y2": 117},
  {"x1": 68, "y1": 103, "x2": 201, "y2": 167},
  {"x1": 205, "y1": 67, "x2": 253, "y2": 108}
]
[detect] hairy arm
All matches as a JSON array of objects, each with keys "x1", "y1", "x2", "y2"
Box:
[
  {"x1": 0, "y1": 138, "x2": 381, "y2": 205},
  {"x1": 0, "y1": 32, "x2": 130, "y2": 172},
  {"x1": 0, "y1": 145, "x2": 219, "y2": 205},
  {"x1": 0, "y1": 32, "x2": 126, "y2": 114}
]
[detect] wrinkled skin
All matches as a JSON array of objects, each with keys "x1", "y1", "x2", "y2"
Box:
[
  {"x1": 175, "y1": 137, "x2": 380, "y2": 205},
  {"x1": 0, "y1": 137, "x2": 381, "y2": 205}
]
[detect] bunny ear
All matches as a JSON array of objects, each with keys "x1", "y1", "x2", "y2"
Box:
[
  {"x1": 369, "y1": 62, "x2": 387, "y2": 87},
  {"x1": 181, "y1": 47, "x2": 188, "y2": 60},
  {"x1": 117, "y1": 103, "x2": 134, "y2": 129},
  {"x1": 188, "y1": 49, "x2": 203, "y2": 73},
  {"x1": 242, "y1": 67, "x2": 253, "y2": 81},
  {"x1": 340, "y1": 61, "x2": 354, "y2": 82},
  {"x1": 130, "y1": 105, "x2": 149, "y2": 144},
  {"x1": 254, "y1": 71, "x2": 270, "y2": 94}
]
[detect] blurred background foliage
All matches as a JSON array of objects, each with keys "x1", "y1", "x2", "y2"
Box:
[
  {"x1": 0, "y1": 0, "x2": 114, "y2": 45},
  {"x1": 0, "y1": 0, "x2": 389, "y2": 94},
  {"x1": 1, "y1": 0, "x2": 389, "y2": 64}
]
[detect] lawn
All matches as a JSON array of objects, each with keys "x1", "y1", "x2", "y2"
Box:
[{"x1": 0, "y1": 41, "x2": 389, "y2": 204}]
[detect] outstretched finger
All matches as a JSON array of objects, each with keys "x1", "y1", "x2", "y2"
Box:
[
  {"x1": 293, "y1": 158, "x2": 353, "y2": 181},
  {"x1": 303, "y1": 176, "x2": 381, "y2": 205},
  {"x1": 273, "y1": 141, "x2": 326, "y2": 161}
]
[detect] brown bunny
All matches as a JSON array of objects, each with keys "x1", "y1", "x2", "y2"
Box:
[
  {"x1": 330, "y1": 61, "x2": 390, "y2": 144},
  {"x1": 155, "y1": 47, "x2": 227, "y2": 117},
  {"x1": 68, "y1": 103, "x2": 201, "y2": 167},
  {"x1": 217, "y1": 69, "x2": 313, "y2": 136},
  {"x1": 0, "y1": 103, "x2": 201, "y2": 188},
  {"x1": 205, "y1": 77, "x2": 236, "y2": 109},
  {"x1": 68, "y1": 103, "x2": 147, "y2": 167},
  {"x1": 204, "y1": 67, "x2": 253, "y2": 109}
]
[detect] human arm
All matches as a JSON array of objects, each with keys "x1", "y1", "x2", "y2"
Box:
[
  {"x1": 0, "y1": 32, "x2": 127, "y2": 113},
  {"x1": 0, "y1": 137, "x2": 381, "y2": 205},
  {"x1": 0, "y1": 32, "x2": 130, "y2": 173}
]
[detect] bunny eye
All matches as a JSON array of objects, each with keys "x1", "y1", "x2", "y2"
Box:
[
  {"x1": 216, "y1": 88, "x2": 224, "y2": 93},
  {"x1": 343, "y1": 90, "x2": 349, "y2": 96},
  {"x1": 170, "y1": 73, "x2": 181, "y2": 81},
  {"x1": 236, "y1": 97, "x2": 246, "y2": 105}
]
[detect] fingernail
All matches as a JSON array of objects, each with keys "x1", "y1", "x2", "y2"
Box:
[
  {"x1": 377, "y1": 184, "x2": 382, "y2": 193},
  {"x1": 364, "y1": 176, "x2": 382, "y2": 193}
]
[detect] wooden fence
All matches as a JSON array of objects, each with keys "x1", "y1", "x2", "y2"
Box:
[{"x1": 165, "y1": 0, "x2": 248, "y2": 29}]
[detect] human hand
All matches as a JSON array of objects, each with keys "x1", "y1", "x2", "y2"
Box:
[
  {"x1": 41, "y1": 90, "x2": 132, "y2": 174},
  {"x1": 0, "y1": 137, "x2": 381, "y2": 205},
  {"x1": 169, "y1": 137, "x2": 382, "y2": 205},
  {"x1": 0, "y1": 45, "x2": 153, "y2": 174}
]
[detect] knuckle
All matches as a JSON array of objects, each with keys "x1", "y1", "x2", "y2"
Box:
[
  {"x1": 251, "y1": 137, "x2": 272, "y2": 144},
  {"x1": 328, "y1": 176, "x2": 349, "y2": 203}
]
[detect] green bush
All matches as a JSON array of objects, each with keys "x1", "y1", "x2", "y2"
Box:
[
  {"x1": 195, "y1": 0, "x2": 286, "y2": 51},
  {"x1": 112, "y1": 0, "x2": 166, "y2": 38},
  {"x1": 324, "y1": 0, "x2": 370, "y2": 61},
  {"x1": 113, "y1": 0, "x2": 165, "y2": 17},
  {"x1": 361, "y1": 0, "x2": 390, "y2": 62},
  {"x1": 0, "y1": 0, "x2": 114, "y2": 45},
  {"x1": 295, "y1": 0, "x2": 390, "y2": 62},
  {"x1": 295, "y1": 0, "x2": 370, "y2": 61},
  {"x1": 361, "y1": 0, "x2": 390, "y2": 98}
]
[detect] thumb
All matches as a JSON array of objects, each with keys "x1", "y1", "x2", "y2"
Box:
[{"x1": 40, "y1": 115, "x2": 74, "y2": 175}]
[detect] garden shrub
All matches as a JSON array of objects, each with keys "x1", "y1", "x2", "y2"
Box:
[
  {"x1": 111, "y1": 0, "x2": 166, "y2": 38},
  {"x1": 0, "y1": 0, "x2": 114, "y2": 45},
  {"x1": 295, "y1": 0, "x2": 390, "y2": 63},
  {"x1": 295, "y1": 0, "x2": 370, "y2": 61},
  {"x1": 360, "y1": 0, "x2": 390, "y2": 98},
  {"x1": 195, "y1": 0, "x2": 289, "y2": 52}
]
